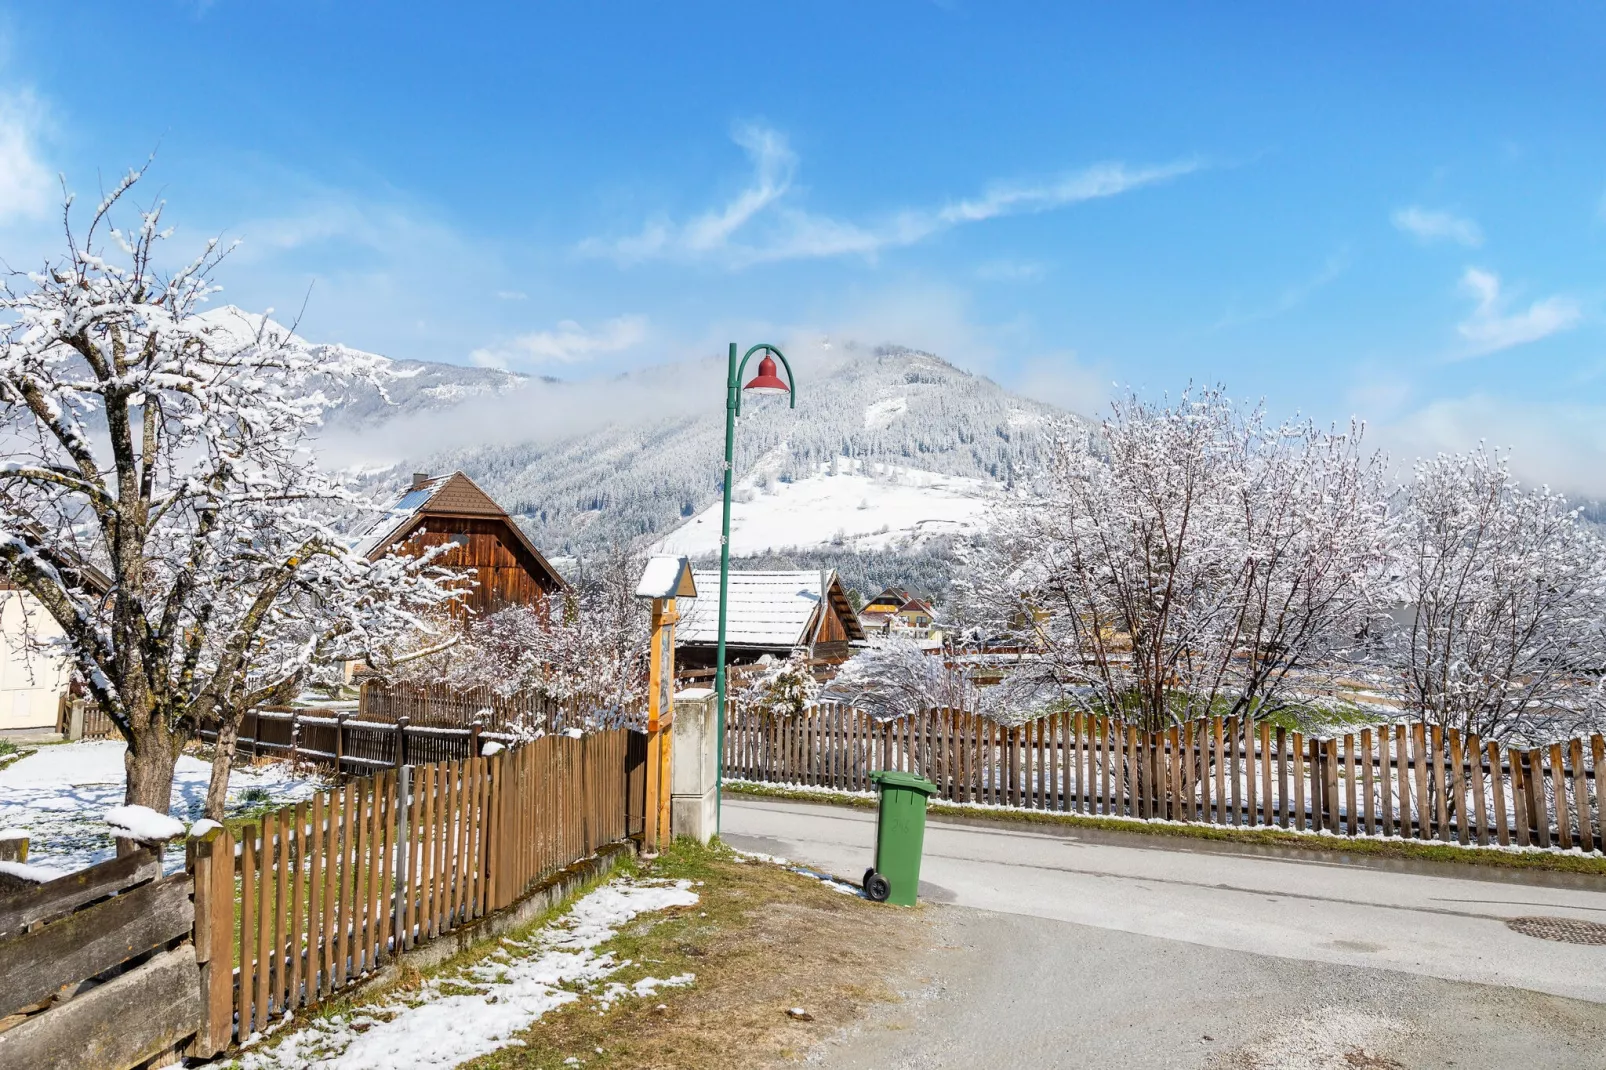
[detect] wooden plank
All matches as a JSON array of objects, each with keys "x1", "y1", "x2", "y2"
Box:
[
  {"x1": 1594, "y1": 736, "x2": 1606, "y2": 854},
  {"x1": 1510, "y1": 748, "x2": 1531, "y2": 847},
  {"x1": 308, "y1": 793, "x2": 326, "y2": 999},
  {"x1": 1359, "y1": 729, "x2": 1375, "y2": 835},
  {"x1": 1180, "y1": 720, "x2": 1194, "y2": 821},
  {"x1": 1240, "y1": 721, "x2": 1254, "y2": 827},
  {"x1": 0, "y1": 849, "x2": 162, "y2": 938},
  {"x1": 1466, "y1": 734, "x2": 1489, "y2": 846},
  {"x1": 1212, "y1": 717, "x2": 1226, "y2": 826},
  {"x1": 1274, "y1": 726, "x2": 1288, "y2": 828},
  {"x1": 239, "y1": 826, "x2": 255, "y2": 1039},
  {"x1": 288, "y1": 802, "x2": 306, "y2": 1010},
  {"x1": 321, "y1": 790, "x2": 340, "y2": 994},
  {"x1": 1166, "y1": 726, "x2": 1181, "y2": 822},
  {"x1": 1228, "y1": 717, "x2": 1242, "y2": 827},
  {"x1": 1528, "y1": 748, "x2": 1551, "y2": 848},
  {"x1": 366, "y1": 775, "x2": 385, "y2": 966},
  {"x1": 1550, "y1": 743, "x2": 1571, "y2": 850},
  {"x1": 1448, "y1": 730, "x2": 1469, "y2": 846},
  {"x1": 1292, "y1": 732, "x2": 1306, "y2": 831},
  {"x1": 336, "y1": 781, "x2": 356, "y2": 987},
  {"x1": 1343, "y1": 734, "x2": 1357, "y2": 835},
  {"x1": 1111, "y1": 721, "x2": 1125, "y2": 818},
  {"x1": 1410, "y1": 723, "x2": 1430, "y2": 841},
  {"x1": 1428, "y1": 725, "x2": 1447, "y2": 842},
  {"x1": 0, "y1": 875, "x2": 194, "y2": 1020},
  {"x1": 1570, "y1": 739, "x2": 1591, "y2": 856},
  {"x1": 206, "y1": 829, "x2": 236, "y2": 1053},
  {"x1": 0, "y1": 945, "x2": 202, "y2": 1070},
  {"x1": 272, "y1": 809, "x2": 288, "y2": 1015},
  {"x1": 1394, "y1": 724, "x2": 1412, "y2": 839},
  {"x1": 1486, "y1": 740, "x2": 1508, "y2": 847},
  {"x1": 254, "y1": 816, "x2": 273, "y2": 1032}
]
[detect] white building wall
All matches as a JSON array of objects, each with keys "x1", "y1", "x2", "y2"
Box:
[{"x1": 0, "y1": 590, "x2": 72, "y2": 731}]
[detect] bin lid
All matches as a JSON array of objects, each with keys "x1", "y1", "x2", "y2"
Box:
[{"x1": 870, "y1": 769, "x2": 939, "y2": 795}]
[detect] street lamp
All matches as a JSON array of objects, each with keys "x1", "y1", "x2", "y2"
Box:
[{"x1": 716, "y1": 342, "x2": 797, "y2": 833}]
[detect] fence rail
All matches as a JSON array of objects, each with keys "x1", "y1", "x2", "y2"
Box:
[
  {"x1": 209, "y1": 728, "x2": 647, "y2": 1044},
  {"x1": 723, "y1": 704, "x2": 1605, "y2": 853}
]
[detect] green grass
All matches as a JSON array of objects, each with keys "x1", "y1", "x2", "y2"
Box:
[{"x1": 724, "y1": 781, "x2": 1606, "y2": 877}]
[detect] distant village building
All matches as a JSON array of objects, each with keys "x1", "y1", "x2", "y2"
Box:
[
  {"x1": 676, "y1": 569, "x2": 866, "y2": 670},
  {"x1": 857, "y1": 586, "x2": 940, "y2": 640},
  {"x1": 355, "y1": 471, "x2": 564, "y2": 618}
]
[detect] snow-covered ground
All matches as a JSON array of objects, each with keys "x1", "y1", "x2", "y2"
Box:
[
  {"x1": 655, "y1": 458, "x2": 1000, "y2": 557},
  {"x1": 0, "y1": 741, "x2": 323, "y2": 873},
  {"x1": 233, "y1": 877, "x2": 700, "y2": 1069}
]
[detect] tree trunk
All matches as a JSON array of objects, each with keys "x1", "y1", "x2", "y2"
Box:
[
  {"x1": 205, "y1": 716, "x2": 241, "y2": 822},
  {"x1": 122, "y1": 719, "x2": 181, "y2": 814}
]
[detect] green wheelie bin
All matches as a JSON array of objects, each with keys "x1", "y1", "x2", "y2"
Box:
[{"x1": 862, "y1": 769, "x2": 938, "y2": 906}]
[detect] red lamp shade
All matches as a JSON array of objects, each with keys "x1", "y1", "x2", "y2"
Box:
[{"x1": 743, "y1": 354, "x2": 789, "y2": 395}]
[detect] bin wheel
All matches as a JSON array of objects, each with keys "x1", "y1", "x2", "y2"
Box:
[{"x1": 864, "y1": 870, "x2": 891, "y2": 903}]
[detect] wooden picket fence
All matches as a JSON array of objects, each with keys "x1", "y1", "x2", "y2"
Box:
[
  {"x1": 200, "y1": 707, "x2": 512, "y2": 775},
  {"x1": 359, "y1": 680, "x2": 645, "y2": 733},
  {"x1": 199, "y1": 729, "x2": 648, "y2": 1044},
  {"x1": 723, "y1": 703, "x2": 1606, "y2": 852}
]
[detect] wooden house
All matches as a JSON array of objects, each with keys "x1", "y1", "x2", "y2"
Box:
[
  {"x1": 355, "y1": 471, "x2": 564, "y2": 618},
  {"x1": 675, "y1": 569, "x2": 866, "y2": 670}
]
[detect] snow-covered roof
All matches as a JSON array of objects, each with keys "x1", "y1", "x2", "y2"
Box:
[
  {"x1": 353, "y1": 474, "x2": 454, "y2": 558},
  {"x1": 635, "y1": 556, "x2": 697, "y2": 600},
  {"x1": 676, "y1": 569, "x2": 864, "y2": 648}
]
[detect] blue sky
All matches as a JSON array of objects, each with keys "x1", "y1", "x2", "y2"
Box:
[{"x1": 2, "y1": 3, "x2": 1603, "y2": 490}]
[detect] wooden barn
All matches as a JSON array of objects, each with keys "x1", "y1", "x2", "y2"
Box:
[
  {"x1": 355, "y1": 471, "x2": 564, "y2": 617},
  {"x1": 675, "y1": 569, "x2": 865, "y2": 670}
]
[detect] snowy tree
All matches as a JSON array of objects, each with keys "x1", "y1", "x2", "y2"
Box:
[
  {"x1": 959, "y1": 389, "x2": 1391, "y2": 731},
  {"x1": 1387, "y1": 448, "x2": 1606, "y2": 741},
  {"x1": 822, "y1": 637, "x2": 972, "y2": 720},
  {"x1": 393, "y1": 545, "x2": 651, "y2": 721},
  {"x1": 741, "y1": 647, "x2": 820, "y2": 719},
  {"x1": 0, "y1": 169, "x2": 457, "y2": 819}
]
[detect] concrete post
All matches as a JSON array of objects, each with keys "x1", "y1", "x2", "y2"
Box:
[{"x1": 671, "y1": 688, "x2": 720, "y2": 844}]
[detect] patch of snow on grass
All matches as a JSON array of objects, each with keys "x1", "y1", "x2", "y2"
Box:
[
  {"x1": 234, "y1": 878, "x2": 699, "y2": 1070},
  {"x1": 0, "y1": 741, "x2": 323, "y2": 874}
]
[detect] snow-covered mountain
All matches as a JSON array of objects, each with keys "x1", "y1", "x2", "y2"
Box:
[{"x1": 202, "y1": 307, "x2": 1078, "y2": 576}]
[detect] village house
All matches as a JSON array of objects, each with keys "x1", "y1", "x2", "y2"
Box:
[
  {"x1": 355, "y1": 471, "x2": 565, "y2": 617},
  {"x1": 675, "y1": 569, "x2": 866, "y2": 671}
]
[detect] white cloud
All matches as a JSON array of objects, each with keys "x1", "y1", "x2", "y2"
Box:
[
  {"x1": 1454, "y1": 267, "x2": 1581, "y2": 357},
  {"x1": 1391, "y1": 206, "x2": 1483, "y2": 248},
  {"x1": 495, "y1": 290, "x2": 528, "y2": 301},
  {"x1": 1014, "y1": 351, "x2": 1112, "y2": 418},
  {"x1": 470, "y1": 315, "x2": 649, "y2": 368},
  {"x1": 1373, "y1": 394, "x2": 1606, "y2": 498},
  {"x1": 581, "y1": 124, "x2": 1198, "y2": 267},
  {"x1": 0, "y1": 90, "x2": 52, "y2": 224}
]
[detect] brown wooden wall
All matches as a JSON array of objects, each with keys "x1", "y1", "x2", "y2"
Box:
[{"x1": 403, "y1": 517, "x2": 554, "y2": 617}]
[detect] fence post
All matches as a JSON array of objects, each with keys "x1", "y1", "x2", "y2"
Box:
[
  {"x1": 470, "y1": 718, "x2": 483, "y2": 759},
  {"x1": 67, "y1": 697, "x2": 85, "y2": 741},
  {"x1": 397, "y1": 716, "x2": 410, "y2": 767},
  {"x1": 289, "y1": 710, "x2": 301, "y2": 768},
  {"x1": 670, "y1": 689, "x2": 719, "y2": 844},
  {"x1": 0, "y1": 829, "x2": 27, "y2": 863},
  {"x1": 335, "y1": 713, "x2": 348, "y2": 775},
  {"x1": 187, "y1": 822, "x2": 236, "y2": 1056}
]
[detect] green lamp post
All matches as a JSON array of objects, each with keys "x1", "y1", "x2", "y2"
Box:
[{"x1": 715, "y1": 342, "x2": 797, "y2": 833}]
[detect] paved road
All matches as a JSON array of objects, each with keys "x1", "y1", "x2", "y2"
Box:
[{"x1": 722, "y1": 794, "x2": 1606, "y2": 1069}]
